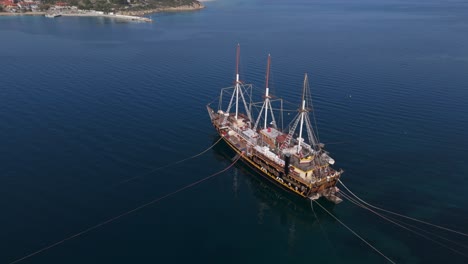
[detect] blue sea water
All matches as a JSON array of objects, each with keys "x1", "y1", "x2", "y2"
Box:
[{"x1": 1, "y1": 0, "x2": 468, "y2": 263}]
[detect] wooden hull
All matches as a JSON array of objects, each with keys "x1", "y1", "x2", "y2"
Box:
[
  {"x1": 207, "y1": 105, "x2": 342, "y2": 203},
  {"x1": 218, "y1": 131, "x2": 340, "y2": 201},
  {"x1": 221, "y1": 135, "x2": 309, "y2": 199}
]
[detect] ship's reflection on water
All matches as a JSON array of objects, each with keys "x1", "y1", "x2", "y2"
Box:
[{"x1": 211, "y1": 136, "x2": 339, "y2": 251}]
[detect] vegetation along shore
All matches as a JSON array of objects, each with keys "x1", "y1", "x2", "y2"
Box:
[{"x1": 0, "y1": 0, "x2": 204, "y2": 19}]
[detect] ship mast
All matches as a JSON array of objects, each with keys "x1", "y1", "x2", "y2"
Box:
[
  {"x1": 235, "y1": 44, "x2": 240, "y2": 120},
  {"x1": 297, "y1": 73, "x2": 308, "y2": 153},
  {"x1": 224, "y1": 44, "x2": 252, "y2": 124},
  {"x1": 253, "y1": 54, "x2": 277, "y2": 131},
  {"x1": 264, "y1": 54, "x2": 271, "y2": 129},
  {"x1": 279, "y1": 73, "x2": 321, "y2": 155}
]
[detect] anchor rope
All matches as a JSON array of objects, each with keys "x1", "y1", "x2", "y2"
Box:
[
  {"x1": 340, "y1": 191, "x2": 468, "y2": 249},
  {"x1": 9, "y1": 154, "x2": 241, "y2": 264},
  {"x1": 116, "y1": 136, "x2": 224, "y2": 185},
  {"x1": 310, "y1": 201, "x2": 341, "y2": 263},
  {"x1": 312, "y1": 200, "x2": 396, "y2": 263},
  {"x1": 340, "y1": 191, "x2": 468, "y2": 258},
  {"x1": 338, "y1": 179, "x2": 468, "y2": 237}
]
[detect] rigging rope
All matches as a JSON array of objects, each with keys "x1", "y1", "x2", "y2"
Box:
[
  {"x1": 208, "y1": 96, "x2": 220, "y2": 106},
  {"x1": 252, "y1": 107, "x2": 298, "y2": 112},
  {"x1": 339, "y1": 191, "x2": 468, "y2": 258},
  {"x1": 312, "y1": 200, "x2": 396, "y2": 263},
  {"x1": 116, "y1": 136, "x2": 224, "y2": 185},
  {"x1": 338, "y1": 180, "x2": 468, "y2": 237},
  {"x1": 9, "y1": 154, "x2": 241, "y2": 264}
]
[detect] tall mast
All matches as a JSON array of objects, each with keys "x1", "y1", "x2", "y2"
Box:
[
  {"x1": 235, "y1": 44, "x2": 240, "y2": 120},
  {"x1": 224, "y1": 44, "x2": 253, "y2": 124},
  {"x1": 264, "y1": 54, "x2": 271, "y2": 129},
  {"x1": 297, "y1": 73, "x2": 308, "y2": 153}
]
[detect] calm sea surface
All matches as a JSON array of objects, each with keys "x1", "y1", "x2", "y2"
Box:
[{"x1": 1, "y1": 0, "x2": 468, "y2": 263}]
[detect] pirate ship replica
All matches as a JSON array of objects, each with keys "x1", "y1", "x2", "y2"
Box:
[{"x1": 207, "y1": 45, "x2": 343, "y2": 204}]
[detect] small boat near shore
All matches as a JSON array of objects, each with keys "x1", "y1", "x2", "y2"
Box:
[
  {"x1": 207, "y1": 45, "x2": 344, "y2": 204},
  {"x1": 45, "y1": 13, "x2": 61, "y2": 18}
]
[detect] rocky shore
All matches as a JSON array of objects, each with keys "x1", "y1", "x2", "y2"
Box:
[
  {"x1": 0, "y1": 12, "x2": 45, "y2": 16},
  {"x1": 0, "y1": 2, "x2": 204, "y2": 18},
  {"x1": 118, "y1": 2, "x2": 204, "y2": 16}
]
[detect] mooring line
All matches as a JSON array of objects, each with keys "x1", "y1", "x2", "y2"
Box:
[
  {"x1": 340, "y1": 191, "x2": 468, "y2": 258},
  {"x1": 312, "y1": 200, "x2": 396, "y2": 263},
  {"x1": 116, "y1": 136, "x2": 224, "y2": 186},
  {"x1": 310, "y1": 200, "x2": 341, "y2": 263},
  {"x1": 338, "y1": 179, "x2": 468, "y2": 237},
  {"x1": 340, "y1": 191, "x2": 468, "y2": 250},
  {"x1": 9, "y1": 154, "x2": 241, "y2": 264}
]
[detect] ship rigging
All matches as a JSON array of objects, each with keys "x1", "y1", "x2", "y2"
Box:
[{"x1": 207, "y1": 45, "x2": 343, "y2": 203}]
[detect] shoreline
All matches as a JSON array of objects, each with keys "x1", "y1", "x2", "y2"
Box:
[
  {"x1": 0, "y1": 11, "x2": 151, "y2": 22},
  {"x1": 0, "y1": 2, "x2": 205, "y2": 19},
  {"x1": 117, "y1": 3, "x2": 205, "y2": 16},
  {"x1": 61, "y1": 13, "x2": 152, "y2": 22},
  {"x1": 0, "y1": 12, "x2": 46, "y2": 16}
]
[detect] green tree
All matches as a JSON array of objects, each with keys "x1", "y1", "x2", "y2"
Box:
[
  {"x1": 110, "y1": 0, "x2": 127, "y2": 6},
  {"x1": 80, "y1": 0, "x2": 92, "y2": 9},
  {"x1": 95, "y1": 0, "x2": 112, "y2": 12},
  {"x1": 38, "y1": 4, "x2": 50, "y2": 11}
]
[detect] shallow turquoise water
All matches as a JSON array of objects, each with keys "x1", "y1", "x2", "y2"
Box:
[{"x1": 0, "y1": 0, "x2": 467, "y2": 263}]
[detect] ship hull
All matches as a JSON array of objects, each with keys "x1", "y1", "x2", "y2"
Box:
[
  {"x1": 219, "y1": 134, "x2": 310, "y2": 199},
  {"x1": 213, "y1": 126, "x2": 340, "y2": 202}
]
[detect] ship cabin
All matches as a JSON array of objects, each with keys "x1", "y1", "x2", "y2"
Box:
[
  {"x1": 220, "y1": 113, "x2": 259, "y2": 146},
  {"x1": 257, "y1": 127, "x2": 323, "y2": 182},
  {"x1": 281, "y1": 140, "x2": 329, "y2": 181},
  {"x1": 225, "y1": 113, "x2": 251, "y2": 131},
  {"x1": 259, "y1": 127, "x2": 282, "y2": 150}
]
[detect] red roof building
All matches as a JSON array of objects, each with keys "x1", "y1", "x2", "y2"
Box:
[{"x1": 0, "y1": 0, "x2": 15, "y2": 5}]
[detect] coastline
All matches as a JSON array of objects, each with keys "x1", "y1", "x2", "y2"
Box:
[
  {"x1": 0, "y1": 12, "x2": 46, "y2": 16},
  {"x1": 61, "y1": 13, "x2": 152, "y2": 22},
  {"x1": 0, "y1": 2, "x2": 205, "y2": 18},
  {"x1": 0, "y1": 11, "x2": 151, "y2": 22},
  {"x1": 118, "y1": 3, "x2": 205, "y2": 16}
]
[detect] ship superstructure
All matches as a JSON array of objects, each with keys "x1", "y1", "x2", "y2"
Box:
[{"x1": 207, "y1": 45, "x2": 343, "y2": 203}]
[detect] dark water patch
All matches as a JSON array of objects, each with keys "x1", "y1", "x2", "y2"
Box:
[{"x1": 1, "y1": 0, "x2": 468, "y2": 263}]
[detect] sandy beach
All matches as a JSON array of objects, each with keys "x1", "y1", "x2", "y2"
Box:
[
  {"x1": 0, "y1": 12, "x2": 45, "y2": 16},
  {"x1": 0, "y1": 11, "x2": 152, "y2": 22},
  {"x1": 61, "y1": 13, "x2": 152, "y2": 22}
]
